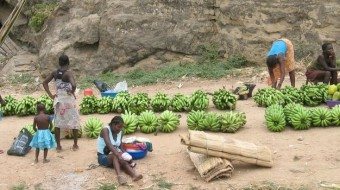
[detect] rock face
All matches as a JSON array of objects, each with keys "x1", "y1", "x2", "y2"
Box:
[{"x1": 4, "y1": 0, "x2": 340, "y2": 75}]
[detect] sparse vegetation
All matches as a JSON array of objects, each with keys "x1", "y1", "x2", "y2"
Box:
[
  {"x1": 28, "y1": 2, "x2": 59, "y2": 32},
  {"x1": 79, "y1": 43, "x2": 250, "y2": 89},
  {"x1": 97, "y1": 182, "x2": 117, "y2": 190},
  {"x1": 9, "y1": 73, "x2": 35, "y2": 85},
  {"x1": 242, "y1": 181, "x2": 309, "y2": 190},
  {"x1": 10, "y1": 183, "x2": 28, "y2": 190}
]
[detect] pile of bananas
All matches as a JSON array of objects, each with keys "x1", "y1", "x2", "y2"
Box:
[
  {"x1": 220, "y1": 111, "x2": 246, "y2": 133},
  {"x1": 199, "y1": 112, "x2": 221, "y2": 132},
  {"x1": 121, "y1": 111, "x2": 139, "y2": 134},
  {"x1": 37, "y1": 95, "x2": 54, "y2": 114},
  {"x1": 96, "y1": 97, "x2": 113, "y2": 114},
  {"x1": 128, "y1": 93, "x2": 150, "y2": 114},
  {"x1": 253, "y1": 88, "x2": 285, "y2": 107},
  {"x1": 112, "y1": 91, "x2": 130, "y2": 113},
  {"x1": 187, "y1": 110, "x2": 206, "y2": 131},
  {"x1": 331, "y1": 105, "x2": 340, "y2": 126},
  {"x1": 83, "y1": 117, "x2": 103, "y2": 138},
  {"x1": 24, "y1": 124, "x2": 36, "y2": 136},
  {"x1": 283, "y1": 103, "x2": 299, "y2": 125},
  {"x1": 300, "y1": 84, "x2": 327, "y2": 107},
  {"x1": 281, "y1": 86, "x2": 304, "y2": 105},
  {"x1": 310, "y1": 107, "x2": 332, "y2": 127},
  {"x1": 151, "y1": 92, "x2": 171, "y2": 112},
  {"x1": 15, "y1": 96, "x2": 37, "y2": 116},
  {"x1": 80, "y1": 96, "x2": 98, "y2": 115},
  {"x1": 158, "y1": 110, "x2": 180, "y2": 133},
  {"x1": 212, "y1": 89, "x2": 237, "y2": 110},
  {"x1": 65, "y1": 128, "x2": 83, "y2": 139},
  {"x1": 0, "y1": 95, "x2": 17, "y2": 116},
  {"x1": 138, "y1": 110, "x2": 158, "y2": 133},
  {"x1": 170, "y1": 94, "x2": 190, "y2": 112},
  {"x1": 265, "y1": 104, "x2": 286, "y2": 132},
  {"x1": 287, "y1": 105, "x2": 311, "y2": 130},
  {"x1": 189, "y1": 90, "x2": 209, "y2": 111}
]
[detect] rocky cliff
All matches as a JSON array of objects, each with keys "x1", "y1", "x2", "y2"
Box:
[{"x1": 1, "y1": 0, "x2": 339, "y2": 76}]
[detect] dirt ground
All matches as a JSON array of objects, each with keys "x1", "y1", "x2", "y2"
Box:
[{"x1": 0, "y1": 73, "x2": 339, "y2": 190}]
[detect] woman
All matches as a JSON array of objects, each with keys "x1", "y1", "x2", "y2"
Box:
[
  {"x1": 43, "y1": 54, "x2": 80, "y2": 151},
  {"x1": 266, "y1": 38, "x2": 296, "y2": 89},
  {"x1": 306, "y1": 43, "x2": 339, "y2": 84},
  {"x1": 0, "y1": 94, "x2": 5, "y2": 154},
  {"x1": 97, "y1": 116, "x2": 143, "y2": 185}
]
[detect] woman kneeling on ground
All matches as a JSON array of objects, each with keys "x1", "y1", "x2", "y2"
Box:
[{"x1": 97, "y1": 116, "x2": 143, "y2": 185}]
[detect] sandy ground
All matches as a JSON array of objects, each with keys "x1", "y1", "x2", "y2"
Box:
[{"x1": 0, "y1": 74, "x2": 339, "y2": 190}]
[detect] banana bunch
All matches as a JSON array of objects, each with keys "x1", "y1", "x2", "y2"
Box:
[
  {"x1": 37, "y1": 95, "x2": 54, "y2": 114},
  {"x1": 24, "y1": 124, "x2": 36, "y2": 136},
  {"x1": 1, "y1": 95, "x2": 17, "y2": 116},
  {"x1": 331, "y1": 105, "x2": 340, "y2": 126},
  {"x1": 96, "y1": 97, "x2": 113, "y2": 114},
  {"x1": 220, "y1": 111, "x2": 246, "y2": 133},
  {"x1": 111, "y1": 91, "x2": 130, "y2": 113},
  {"x1": 310, "y1": 107, "x2": 332, "y2": 127},
  {"x1": 199, "y1": 112, "x2": 221, "y2": 132},
  {"x1": 300, "y1": 84, "x2": 327, "y2": 107},
  {"x1": 128, "y1": 93, "x2": 151, "y2": 114},
  {"x1": 234, "y1": 85, "x2": 249, "y2": 95},
  {"x1": 80, "y1": 96, "x2": 98, "y2": 115},
  {"x1": 151, "y1": 92, "x2": 171, "y2": 112},
  {"x1": 189, "y1": 90, "x2": 209, "y2": 111},
  {"x1": 284, "y1": 103, "x2": 299, "y2": 125},
  {"x1": 121, "y1": 111, "x2": 139, "y2": 134},
  {"x1": 265, "y1": 104, "x2": 286, "y2": 132},
  {"x1": 253, "y1": 88, "x2": 285, "y2": 107},
  {"x1": 289, "y1": 106, "x2": 311, "y2": 130},
  {"x1": 170, "y1": 94, "x2": 190, "y2": 112},
  {"x1": 158, "y1": 110, "x2": 180, "y2": 133},
  {"x1": 83, "y1": 117, "x2": 103, "y2": 138},
  {"x1": 15, "y1": 96, "x2": 37, "y2": 116},
  {"x1": 64, "y1": 128, "x2": 83, "y2": 139},
  {"x1": 187, "y1": 110, "x2": 206, "y2": 131},
  {"x1": 281, "y1": 86, "x2": 304, "y2": 105},
  {"x1": 212, "y1": 89, "x2": 237, "y2": 110},
  {"x1": 138, "y1": 110, "x2": 158, "y2": 134}
]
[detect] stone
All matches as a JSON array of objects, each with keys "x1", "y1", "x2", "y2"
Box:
[{"x1": 1, "y1": 0, "x2": 339, "y2": 76}]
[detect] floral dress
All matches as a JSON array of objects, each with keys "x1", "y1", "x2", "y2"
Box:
[{"x1": 53, "y1": 79, "x2": 80, "y2": 129}]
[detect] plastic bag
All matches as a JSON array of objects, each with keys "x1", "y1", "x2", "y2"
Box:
[
  {"x1": 93, "y1": 80, "x2": 109, "y2": 92},
  {"x1": 7, "y1": 128, "x2": 33, "y2": 156},
  {"x1": 113, "y1": 81, "x2": 128, "y2": 93}
]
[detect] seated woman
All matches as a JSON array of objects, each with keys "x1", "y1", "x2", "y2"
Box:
[
  {"x1": 97, "y1": 116, "x2": 142, "y2": 185},
  {"x1": 306, "y1": 43, "x2": 339, "y2": 84}
]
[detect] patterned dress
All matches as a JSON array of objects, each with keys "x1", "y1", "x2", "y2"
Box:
[
  {"x1": 267, "y1": 38, "x2": 296, "y2": 85},
  {"x1": 53, "y1": 78, "x2": 80, "y2": 129}
]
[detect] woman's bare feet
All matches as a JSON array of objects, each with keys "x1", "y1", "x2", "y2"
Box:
[
  {"x1": 34, "y1": 159, "x2": 38, "y2": 163},
  {"x1": 56, "y1": 146, "x2": 62, "y2": 152},
  {"x1": 72, "y1": 145, "x2": 79, "y2": 151},
  {"x1": 43, "y1": 159, "x2": 50, "y2": 163},
  {"x1": 117, "y1": 175, "x2": 127, "y2": 185},
  {"x1": 133, "y1": 174, "x2": 143, "y2": 182}
]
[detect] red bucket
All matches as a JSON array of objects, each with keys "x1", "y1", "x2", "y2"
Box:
[{"x1": 84, "y1": 88, "x2": 94, "y2": 96}]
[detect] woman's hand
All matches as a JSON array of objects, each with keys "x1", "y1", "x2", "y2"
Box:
[{"x1": 49, "y1": 94, "x2": 56, "y2": 99}]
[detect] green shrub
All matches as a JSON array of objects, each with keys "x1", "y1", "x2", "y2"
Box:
[
  {"x1": 28, "y1": 3, "x2": 58, "y2": 32},
  {"x1": 9, "y1": 73, "x2": 35, "y2": 85}
]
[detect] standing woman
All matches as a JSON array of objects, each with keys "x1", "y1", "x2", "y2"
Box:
[
  {"x1": 266, "y1": 38, "x2": 296, "y2": 89},
  {"x1": 0, "y1": 94, "x2": 6, "y2": 154},
  {"x1": 43, "y1": 54, "x2": 80, "y2": 151}
]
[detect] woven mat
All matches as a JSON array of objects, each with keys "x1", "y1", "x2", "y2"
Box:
[{"x1": 188, "y1": 150, "x2": 234, "y2": 182}]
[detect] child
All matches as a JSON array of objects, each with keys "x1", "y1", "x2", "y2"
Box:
[{"x1": 29, "y1": 103, "x2": 56, "y2": 163}]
